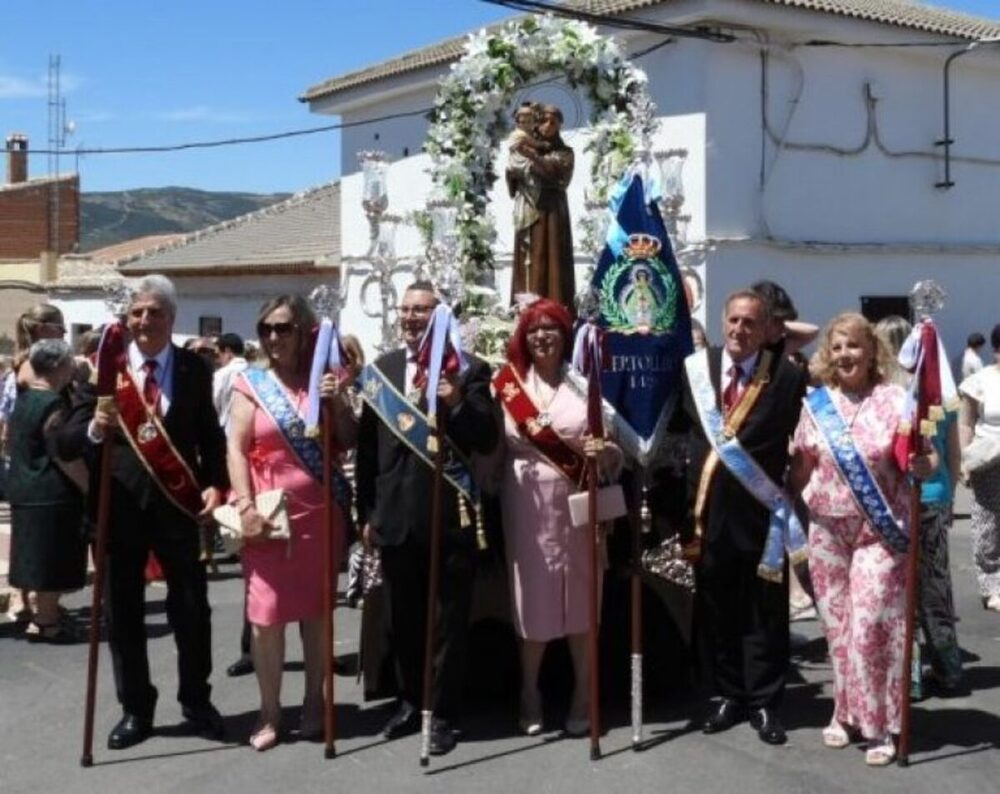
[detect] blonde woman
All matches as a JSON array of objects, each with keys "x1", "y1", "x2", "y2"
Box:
[{"x1": 788, "y1": 313, "x2": 936, "y2": 766}]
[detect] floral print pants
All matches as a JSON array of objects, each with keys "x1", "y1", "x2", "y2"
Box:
[
  {"x1": 970, "y1": 467, "x2": 1000, "y2": 599},
  {"x1": 810, "y1": 516, "x2": 906, "y2": 739}
]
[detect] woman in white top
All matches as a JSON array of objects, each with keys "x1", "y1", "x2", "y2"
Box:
[{"x1": 958, "y1": 324, "x2": 1000, "y2": 612}]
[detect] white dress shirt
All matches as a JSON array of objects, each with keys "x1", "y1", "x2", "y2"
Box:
[{"x1": 128, "y1": 341, "x2": 174, "y2": 414}]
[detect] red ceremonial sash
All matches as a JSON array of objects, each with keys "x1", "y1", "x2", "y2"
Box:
[
  {"x1": 493, "y1": 364, "x2": 585, "y2": 486},
  {"x1": 115, "y1": 367, "x2": 202, "y2": 518}
]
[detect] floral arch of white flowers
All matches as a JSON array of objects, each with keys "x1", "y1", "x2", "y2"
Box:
[{"x1": 425, "y1": 15, "x2": 658, "y2": 284}]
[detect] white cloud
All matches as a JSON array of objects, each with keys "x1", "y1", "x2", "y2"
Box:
[
  {"x1": 0, "y1": 74, "x2": 47, "y2": 99},
  {"x1": 156, "y1": 105, "x2": 254, "y2": 123},
  {"x1": 0, "y1": 71, "x2": 82, "y2": 100}
]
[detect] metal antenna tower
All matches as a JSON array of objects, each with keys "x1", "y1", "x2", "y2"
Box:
[{"x1": 47, "y1": 54, "x2": 73, "y2": 254}]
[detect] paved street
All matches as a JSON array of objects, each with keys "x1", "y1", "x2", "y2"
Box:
[{"x1": 1, "y1": 490, "x2": 997, "y2": 794}]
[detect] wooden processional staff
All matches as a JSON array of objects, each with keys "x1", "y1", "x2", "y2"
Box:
[{"x1": 81, "y1": 281, "x2": 132, "y2": 768}]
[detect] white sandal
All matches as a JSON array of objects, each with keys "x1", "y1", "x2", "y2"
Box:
[
  {"x1": 865, "y1": 735, "x2": 896, "y2": 766},
  {"x1": 822, "y1": 720, "x2": 850, "y2": 749}
]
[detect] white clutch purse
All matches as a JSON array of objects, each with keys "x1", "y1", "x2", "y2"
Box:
[
  {"x1": 567, "y1": 484, "x2": 627, "y2": 528},
  {"x1": 212, "y1": 489, "x2": 292, "y2": 555}
]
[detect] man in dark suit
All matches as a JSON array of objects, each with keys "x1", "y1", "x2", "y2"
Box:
[
  {"x1": 59, "y1": 275, "x2": 227, "y2": 750},
  {"x1": 355, "y1": 281, "x2": 498, "y2": 756},
  {"x1": 679, "y1": 289, "x2": 807, "y2": 745}
]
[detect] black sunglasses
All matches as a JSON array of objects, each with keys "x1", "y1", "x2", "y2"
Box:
[{"x1": 257, "y1": 321, "x2": 296, "y2": 338}]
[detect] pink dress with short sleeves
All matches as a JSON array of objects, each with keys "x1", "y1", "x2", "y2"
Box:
[{"x1": 234, "y1": 373, "x2": 343, "y2": 626}]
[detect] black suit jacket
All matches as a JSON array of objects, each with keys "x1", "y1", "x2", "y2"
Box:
[
  {"x1": 59, "y1": 345, "x2": 228, "y2": 522},
  {"x1": 355, "y1": 348, "x2": 498, "y2": 548},
  {"x1": 678, "y1": 346, "x2": 807, "y2": 555}
]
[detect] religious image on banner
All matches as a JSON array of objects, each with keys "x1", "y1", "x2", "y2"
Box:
[{"x1": 586, "y1": 171, "x2": 693, "y2": 466}]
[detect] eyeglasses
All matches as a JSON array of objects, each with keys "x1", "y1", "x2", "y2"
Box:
[{"x1": 257, "y1": 322, "x2": 296, "y2": 338}]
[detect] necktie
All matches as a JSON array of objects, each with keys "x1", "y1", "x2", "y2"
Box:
[
  {"x1": 722, "y1": 364, "x2": 741, "y2": 413},
  {"x1": 142, "y1": 360, "x2": 161, "y2": 413}
]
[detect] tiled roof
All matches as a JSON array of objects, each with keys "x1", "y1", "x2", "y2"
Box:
[
  {"x1": 0, "y1": 174, "x2": 76, "y2": 193},
  {"x1": 116, "y1": 181, "x2": 340, "y2": 274},
  {"x1": 300, "y1": 0, "x2": 1000, "y2": 102},
  {"x1": 86, "y1": 234, "x2": 186, "y2": 264}
]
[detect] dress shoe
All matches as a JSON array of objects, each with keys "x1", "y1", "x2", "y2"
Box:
[
  {"x1": 429, "y1": 718, "x2": 458, "y2": 756},
  {"x1": 107, "y1": 713, "x2": 153, "y2": 750},
  {"x1": 226, "y1": 656, "x2": 254, "y2": 677},
  {"x1": 702, "y1": 699, "x2": 743, "y2": 734},
  {"x1": 182, "y1": 702, "x2": 226, "y2": 740},
  {"x1": 381, "y1": 701, "x2": 420, "y2": 739},
  {"x1": 748, "y1": 707, "x2": 786, "y2": 745}
]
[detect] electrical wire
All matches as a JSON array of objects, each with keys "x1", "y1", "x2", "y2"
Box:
[
  {"x1": 24, "y1": 108, "x2": 433, "y2": 156},
  {"x1": 480, "y1": 0, "x2": 736, "y2": 42},
  {"x1": 24, "y1": 37, "x2": 674, "y2": 158}
]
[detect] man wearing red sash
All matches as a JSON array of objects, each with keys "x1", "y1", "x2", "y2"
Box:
[{"x1": 59, "y1": 275, "x2": 228, "y2": 750}]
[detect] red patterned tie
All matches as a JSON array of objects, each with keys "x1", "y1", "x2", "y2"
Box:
[
  {"x1": 142, "y1": 360, "x2": 161, "y2": 413},
  {"x1": 722, "y1": 364, "x2": 741, "y2": 413}
]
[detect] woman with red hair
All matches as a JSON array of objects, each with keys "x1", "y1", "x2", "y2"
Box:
[{"x1": 493, "y1": 298, "x2": 622, "y2": 737}]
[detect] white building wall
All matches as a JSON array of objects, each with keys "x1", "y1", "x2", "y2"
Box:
[{"x1": 315, "y1": 0, "x2": 1000, "y2": 359}]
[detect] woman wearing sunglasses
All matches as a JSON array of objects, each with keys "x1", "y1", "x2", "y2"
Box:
[{"x1": 226, "y1": 295, "x2": 360, "y2": 751}]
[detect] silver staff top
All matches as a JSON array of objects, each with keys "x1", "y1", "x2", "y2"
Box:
[{"x1": 909, "y1": 280, "x2": 946, "y2": 319}]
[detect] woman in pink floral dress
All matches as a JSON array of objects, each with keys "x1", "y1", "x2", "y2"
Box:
[{"x1": 788, "y1": 313, "x2": 937, "y2": 766}]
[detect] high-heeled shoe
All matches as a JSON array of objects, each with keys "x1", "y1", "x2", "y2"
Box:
[
  {"x1": 518, "y1": 689, "x2": 543, "y2": 736},
  {"x1": 249, "y1": 722, "x2": 280, "y2": 752}
]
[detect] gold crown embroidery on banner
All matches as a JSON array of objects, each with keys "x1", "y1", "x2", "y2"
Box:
[{"x1": 623, "y1": 233, "x2": 662, "y2": 260}]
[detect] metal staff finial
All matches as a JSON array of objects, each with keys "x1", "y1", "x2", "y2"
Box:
[
  {"x1": 101, "y1": 278, "x2": 132, "y2": 317},
  {"x1": 909, "y1": 280, "x2": 946, "y2": 319},
  {"x1": 309, "y1": 284, "x2": 343, "y2": 321}
]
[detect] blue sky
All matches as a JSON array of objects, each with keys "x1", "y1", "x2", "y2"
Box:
[{"x1": 3, "y1": 0, "x2": 997, "y2": 194}]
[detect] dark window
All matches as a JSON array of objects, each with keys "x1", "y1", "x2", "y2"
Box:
[
  {"x1": 199, "y1": 316, "x2": 222, "y2": 336},
  {"x1": 860, "y1": 296, "x2": 912, "y2": 325}
]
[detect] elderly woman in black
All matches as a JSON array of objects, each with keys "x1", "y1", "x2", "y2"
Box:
[{"x1": 7, "y1": 340, "x2": 88, "y2": 642}]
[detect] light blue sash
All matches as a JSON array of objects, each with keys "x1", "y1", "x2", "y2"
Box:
[
  {"x1": 358, "y1": 363, "x2": 477, "y2": 504},
  {"x1": 805, "y1": 387, "x2": 908, "y2": 553},
  {"x1": 686, "y1": 350, "x2": 808, "y2": 581},
  {"x1": 242, "y1": 368, "x2": 353, "y2": 525}
]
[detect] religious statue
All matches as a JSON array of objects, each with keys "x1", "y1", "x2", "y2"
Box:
[{"x1": 506, "y1": 103, "x2": 576, "y2": 308}]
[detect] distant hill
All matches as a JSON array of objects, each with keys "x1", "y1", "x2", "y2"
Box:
[{"x1": 80, "y1": 187, "x2": 292, "y2": 252}]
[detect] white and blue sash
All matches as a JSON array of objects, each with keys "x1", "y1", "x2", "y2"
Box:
[
  {"x1": 358, "y1": 363, "x2": 478, "y2": 506},
  {"x1": 805, "y1": 387, "x2": 908, "y2": 553},
  {"x1": 242, "y1": 368, "x2": 354, "y2": 524},
  {"x1": 686, "y1": 350, "x2": 808, "y2": 581}
]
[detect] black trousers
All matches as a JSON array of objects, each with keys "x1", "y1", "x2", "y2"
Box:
[
  {"x1": 699, "y1": 544, "x2": 789, "y2": 709},
  {"x1": 105, "y1": 487, "x2": 212, "y2": 718},
  {"x1": 380, "y1": 533, "x2": 475, "y2": 722}
]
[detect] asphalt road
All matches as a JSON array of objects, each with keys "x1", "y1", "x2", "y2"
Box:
[{"x1": 0, "y1": 490, "x2": 997, "y2": 794}]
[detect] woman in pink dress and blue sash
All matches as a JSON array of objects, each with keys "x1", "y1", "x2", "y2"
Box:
[{"x1": 227, "y1": 295, "x2": 359, "y2": 751}]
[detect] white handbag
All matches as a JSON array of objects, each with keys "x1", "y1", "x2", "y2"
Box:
[
  {"x1": 961, "y1": 434, "x2": 1000, "y2": 477},
  {"x1": 212, "y1": 489, "x2": 292, "y2": 555},
  {"x1": 567, "y1": 484, "x2": 627, "y2": 528}
]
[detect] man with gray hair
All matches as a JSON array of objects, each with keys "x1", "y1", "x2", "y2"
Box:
[{"x1": 59, "y1": 273, "x2": 229, "y2": 750}]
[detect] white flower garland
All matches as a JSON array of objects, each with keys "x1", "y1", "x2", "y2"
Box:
[{"x1": 425, "y1": 14, "x2": 658, "y2": 282}]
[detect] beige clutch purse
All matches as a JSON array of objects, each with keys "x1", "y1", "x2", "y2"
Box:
[
  {"x1": 567, "y1": 484, "x2": 627, "y2": 528},
  {"x1": 212, "y1": 489, "x2": 292, "y2": 555}
]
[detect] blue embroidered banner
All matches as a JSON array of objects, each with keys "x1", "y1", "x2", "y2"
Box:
[{"x1": 589, "y1": 171, "x2": 694, "y2": 466}]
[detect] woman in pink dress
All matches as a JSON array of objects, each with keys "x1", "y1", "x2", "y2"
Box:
[
  {"x1": 788, "y1": 312, "x2": 936, "y2": 766},
  {"x1": 496, "y1": 299, "x2": 622, "y2": 737},
  {"x1": 227, "y1": 295, "x2": 359, "y2": 751}
]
